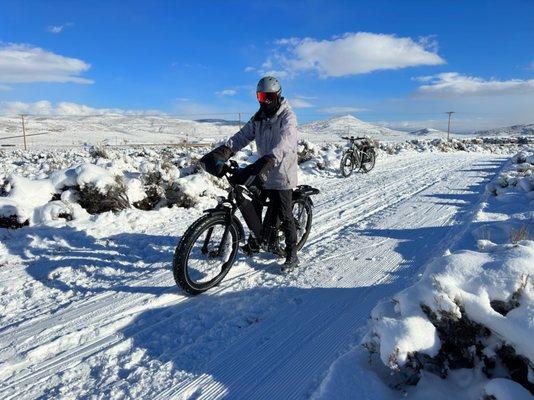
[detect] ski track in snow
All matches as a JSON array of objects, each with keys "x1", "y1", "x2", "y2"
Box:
[{"x1": 0, "y1": 152, "x2": 506, "y2": 399}]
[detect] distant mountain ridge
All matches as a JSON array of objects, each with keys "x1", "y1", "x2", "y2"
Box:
[{"x1": 474, "y1": 124, "x2": 534, "y2": 137}]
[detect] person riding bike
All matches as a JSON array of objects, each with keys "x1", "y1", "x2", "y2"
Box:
[{"x1": 199, "y1": 76, "x2": 299, "y2": 273}]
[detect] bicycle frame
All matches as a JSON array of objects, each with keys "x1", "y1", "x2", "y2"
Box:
[
  {"x1": 200, "y1": 160, "x2": 318, "y2": 253},
  {"x1": 201, "y1": 177, "x2": 267, "y2": 255}
]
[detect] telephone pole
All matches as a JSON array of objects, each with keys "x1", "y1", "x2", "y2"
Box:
[
  {"x1": 20, "y1": 114, "x2": 27, "y2": 150},
  {"x1": 446, "y1": 111, "x2": 455, "y2": 141}
]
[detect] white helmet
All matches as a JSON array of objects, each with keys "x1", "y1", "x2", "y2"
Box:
[{"x1": 257, "y1": 76, "x2": 281, "y2": 94}]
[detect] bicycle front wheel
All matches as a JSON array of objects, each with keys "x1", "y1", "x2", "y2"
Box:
[
  {"x1": 173, "y1": 214, "x2": 240, "y2": 295},
  {"x1": 340, "y1": 152, "x2": 356, "y2": 177}
]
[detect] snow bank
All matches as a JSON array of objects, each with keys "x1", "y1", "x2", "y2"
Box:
[
  {"x1": 362, "y1": 147, "x2": 534, "y2": 397},
  {"x1": 0, "y1": 145, "x2": 225, "y2": 227},
  {"x1": 379, "y1": 136, "x2": 529, "y2": 156}
]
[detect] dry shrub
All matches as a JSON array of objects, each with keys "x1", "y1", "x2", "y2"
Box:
[
  {"x1": 133, "y1": 185, "x2": 163, "y2": 210},
  {"x1": 363, "y1": 138, "x2": 379, "y2": 149},
  {"x1": 133, "y1": 163, "x2": 198, "y2": 210},
  {"x1": 386, "y1": 302, "x2": 534, "y2": 394},
  {"x1": 496, "y1": 345, "x2": 534, "y2": 393},
  {"x1": 0, "y1": 215, "x2": 29, "y2": 229},
  {"x1": 0, "y1": 178, "x2": 9, "y2": 197},
  {"x1": 133, "y1": 169, "x2": 165, "y2": 211},
  {"x1": 78, "y1": 176, "x2": 129, "y2": 214},
  {"x1": 509, "y1": 225, "x2": 529, "y2": 244},
  {"x1": 298, "y1": 142, "x2": 314, "y2": 164},
  {"x1": 164, "y1": 181, "x2": 196, "y2": 208},
  {"x1": 89, "y1": 144, "x2": 110, "y2": 159}
]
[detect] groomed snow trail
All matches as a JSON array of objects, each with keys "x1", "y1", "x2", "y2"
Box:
[{"x1": 0, "y1": 152, "x2": 505, "y2": 399}]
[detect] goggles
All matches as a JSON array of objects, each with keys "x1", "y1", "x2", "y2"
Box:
[{"x1": 256, "y1": 91, "x2": 279, "y2": 104}]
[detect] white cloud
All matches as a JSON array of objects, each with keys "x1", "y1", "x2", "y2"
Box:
[
  {"x1": 415, "y1": 72, "x2": 534, "y2": 96},
  {"x1": 46, "y1": 22, "x2": 73, "y2": 34},
  {"x1": 0, "y1": 100, "x2": 163, "y2": 116},
  {"x1": 289, "y1": 98, "x2": 314, "y2": 108},
  {"x1": 318, "y1": 106, "x2": 369, "y2": 114},
  {"x1": 47, "y1": 25, "x2": 64, "y2": 34},
  {"x1": 215, "y1": 89, "x2": 237, "y2": 97},
  {"x1": 0, "y1": 43, "x2": 93, "y2": 84},
  {"x1": 258, "y1": 32, "x2": 444, "y2": 78},
  {"x1": 0, "y1": 84, "x2": 11, "y2": 91}
]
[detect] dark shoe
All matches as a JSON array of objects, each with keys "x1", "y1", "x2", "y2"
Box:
[
  {"x1": 281, "y1": 255, "x2": 299, "y2": 273},
  {"x1": 241, "y1": 237, "x2": 260, "y2": 257},
  {"x1": 266, "y1": 242, "x2": 285, "y2": 258}
]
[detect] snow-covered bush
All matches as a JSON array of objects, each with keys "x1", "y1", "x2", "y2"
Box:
[
  {"x1": 378, "y1": 137, "x2": 528, "y2": 156},
  {"x1": 362, "y1": 148, "x2": 534, "y2": 397},
  {"x1": 0, "y1": 139, "x2": 530, "y2": 229},
  {"x1": 486, "y1": 148, "x2": 534, "y2": 196},
  {"x1": 0, "y1": 145, "x2": 228, "y2": 227},
  {"x1": 88, "y1": 143, "x2": 111, "y2": 159}
]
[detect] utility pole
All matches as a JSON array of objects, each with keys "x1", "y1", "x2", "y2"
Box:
[
  {"x1": 446, "y1": 111, "x2": 455, "y2": 141},
  {"x1": 20, "y1": 114, "x2": 27, "y2": 150}
]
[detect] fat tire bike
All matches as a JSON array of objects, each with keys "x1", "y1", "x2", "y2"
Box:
[
  {"x1": 173, "y1": 160, "x2": 320, "y2": 295},
  {"x1": 340, "y1": 136, "x2": 377, "y2": 177}
]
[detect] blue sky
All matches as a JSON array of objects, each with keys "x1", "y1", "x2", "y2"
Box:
[{"x1": 1, "y1": 0, "x2": 534, "y2": 131}]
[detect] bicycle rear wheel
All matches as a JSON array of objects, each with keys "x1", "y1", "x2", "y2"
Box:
[
  {"x1": 360, "y1": 148, "x2": 376, "y2": 173},
  {"x1": 274, "y1": 198, "x2": 313, "y2": 255}
]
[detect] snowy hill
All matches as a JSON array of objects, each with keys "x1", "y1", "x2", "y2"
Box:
[
  {"x1": 409, "y1": 127, "x2": 448, "y2": 137},
  {"x1": 1, "y1": 113, "x2": 533, "y2": 149},
  {"x1": 299, "y1": 114, "x2": 406, "y2": 142},
  {"x1": 0, "y1": 114, "x2": 239, "y2": 147},
  {"x1": 474, "y1": 123, "x2": 534, "y2": 137}
]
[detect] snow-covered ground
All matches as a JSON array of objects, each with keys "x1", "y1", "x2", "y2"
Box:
[{"x1": 2, "y1": 136, "x2": 530, "y2": 398}]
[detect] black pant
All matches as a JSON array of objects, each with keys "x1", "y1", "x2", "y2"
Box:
[{"x1": 253, "y1": 189, "x2": 298, "y2": 258}]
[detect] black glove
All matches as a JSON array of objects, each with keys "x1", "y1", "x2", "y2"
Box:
[
  {"x1": 230, "y1": 155, "x2": 275, "y2": 186},
  {"x1": 198, "y1": 145, "x2": 234, "y2": 177}
]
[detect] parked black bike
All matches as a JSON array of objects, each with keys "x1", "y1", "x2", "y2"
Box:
[
  {"x1": 173, "y1": 160, "x2": 319, "y2": 295},
  {"x1": 340, "y1": 136, "x2": 376, "y2": 177}
]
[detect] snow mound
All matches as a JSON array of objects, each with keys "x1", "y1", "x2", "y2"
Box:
[
  {"x1": 0, "y1": 145, "x2": 226, "y2": 227},
  {"x1": 362, "y1": 147, "x2": 534, "y2": 397}
]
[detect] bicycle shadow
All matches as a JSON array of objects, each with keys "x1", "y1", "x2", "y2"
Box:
[
  {"x1": 94, "y1": 283, "x2": 398, "y2": 399},
  {"x1": 0, "y1": 225, "x2": 181, "y2": 325}
]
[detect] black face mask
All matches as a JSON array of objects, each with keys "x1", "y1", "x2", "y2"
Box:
[{"x1": 259, "y1": 96, "x2": 281, "y2": 118}]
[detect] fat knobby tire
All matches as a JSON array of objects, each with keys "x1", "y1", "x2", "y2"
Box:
[{"x1": 173, "y1": 214, "x2": 239, "y2": 295}]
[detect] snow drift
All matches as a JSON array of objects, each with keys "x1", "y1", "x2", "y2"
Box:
[{"x1": 362, "y1": 147, "x2": 534, "y2": 397}]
